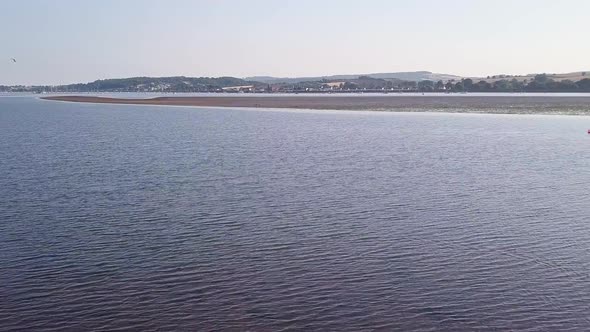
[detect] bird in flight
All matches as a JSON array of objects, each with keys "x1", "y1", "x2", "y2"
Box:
[{"x1": 10, "y1": 58, "x2": 16, "y2": 63}]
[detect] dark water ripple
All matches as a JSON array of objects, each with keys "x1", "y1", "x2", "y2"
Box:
[{"x1": 2, "y1": 97, "x2": 590, "y2": 331}]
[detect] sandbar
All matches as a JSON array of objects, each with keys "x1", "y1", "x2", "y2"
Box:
[{"x1": 41, "y1": 95, "x2": 590, "y2": 114}]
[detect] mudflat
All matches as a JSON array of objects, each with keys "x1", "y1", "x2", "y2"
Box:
[{"x1": 41, "y1": 95, "x2": 590, "y2": 114}]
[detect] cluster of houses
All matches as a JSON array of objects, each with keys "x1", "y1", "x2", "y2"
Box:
[{"x1": 220, "y1": 81, "x2": 435, "y2": 93}]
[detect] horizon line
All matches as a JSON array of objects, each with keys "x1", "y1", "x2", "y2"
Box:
[{"x1": 3, "y1": 69, "x2": 590, "y2": 87}]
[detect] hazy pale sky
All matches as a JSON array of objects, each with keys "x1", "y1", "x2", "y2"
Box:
[{"x1": 1, "y1": 0, "x2": 589, "y2": 85}]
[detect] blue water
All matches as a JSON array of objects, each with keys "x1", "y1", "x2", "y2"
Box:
[{"x1": 2, "y1": 96, "x2": 590, "y2": 331}]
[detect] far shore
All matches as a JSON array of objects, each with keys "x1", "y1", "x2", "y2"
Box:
[{"x1": 41, "y1": 95, "x2": 590, "y2": 114}]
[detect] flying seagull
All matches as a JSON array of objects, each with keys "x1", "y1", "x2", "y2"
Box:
[{"x1": 10, "y1": 58, "x2": 16, "y2": 63}]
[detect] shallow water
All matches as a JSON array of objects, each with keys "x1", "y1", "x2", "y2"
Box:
[{"x1": 2, "y1": 97, "x2": 590, "y2": 331}]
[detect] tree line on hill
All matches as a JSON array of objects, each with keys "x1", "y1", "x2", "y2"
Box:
[
  {"x1": 283, "y1": 73, "x2": 590, "y2": 92},
  {"x1": 2, "y1": 73, "x2": 590, "y2": 93},
  {"x1": 417, "y1": 73, "x2": 590, "y2": 92}
]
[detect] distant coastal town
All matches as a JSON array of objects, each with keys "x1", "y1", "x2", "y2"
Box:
[{"x1": 3, "y1": 71, "x2": 590, "y2": 94}]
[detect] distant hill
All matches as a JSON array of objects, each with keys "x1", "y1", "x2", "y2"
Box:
[
  {"x1": 246, "y1": 71, "x2": 462, "y2": 84},
  {"x1": 3, "y1": 70, "x2": 590, "y2": 93}
]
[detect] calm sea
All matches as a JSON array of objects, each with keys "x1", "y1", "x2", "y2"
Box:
[{"x1": 2, "y1": 96, "x2": 590, "y2": 331}]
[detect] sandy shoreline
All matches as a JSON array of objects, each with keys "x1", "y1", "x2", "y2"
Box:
[{"x1": 41, "y1": 95, "x2": 590, "y2": 113}]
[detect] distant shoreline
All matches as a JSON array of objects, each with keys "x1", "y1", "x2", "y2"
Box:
[{"x1": 41, "y1": 95, "x2": 590, "y2": 114}]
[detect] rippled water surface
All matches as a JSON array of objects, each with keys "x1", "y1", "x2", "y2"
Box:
[{"x1": 2, "y1": 97, "x2": 590, "y2": 331}]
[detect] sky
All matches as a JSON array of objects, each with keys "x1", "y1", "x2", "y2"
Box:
[{"x1": 1, "y1": 0, "x2": 589, "y2": 85}]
